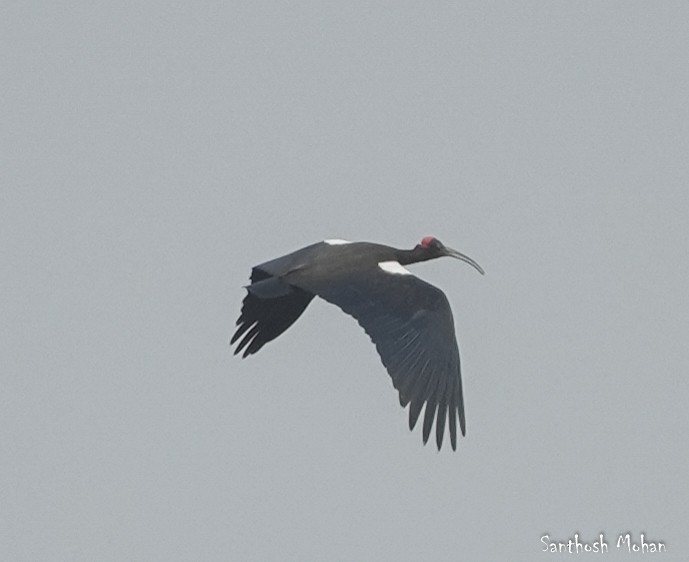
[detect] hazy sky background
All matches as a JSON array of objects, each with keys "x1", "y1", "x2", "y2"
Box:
[{"x1": 3, "y1": 2, "x2": 689, "y2": 560}]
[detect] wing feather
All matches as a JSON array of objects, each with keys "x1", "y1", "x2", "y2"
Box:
[
  {"x1": 297, "y1": 270, "x2": 466, "y2": 450},
  {"x1": 231, "y1": 268, "x2": 314, "y2": 358}
]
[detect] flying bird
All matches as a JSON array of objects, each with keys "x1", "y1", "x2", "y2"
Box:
[{"x1": 231, "y1": 236, "x2": 484, "y2": 450}]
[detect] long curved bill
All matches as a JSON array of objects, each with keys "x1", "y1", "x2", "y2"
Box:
[{"x1": 445, "y1": 247, "x2": 485, "y2": 275}]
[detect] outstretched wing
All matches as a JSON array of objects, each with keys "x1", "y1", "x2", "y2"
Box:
[
  {"x1": 299, "y1": 269, "x2": 465, "y2": 450},
  {"x1": 231, "y1": 268, "x2": 314, "y2": 358}
]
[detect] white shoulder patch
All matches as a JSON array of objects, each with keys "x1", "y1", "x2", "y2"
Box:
[
  {"x1": 378, "y1": 261, "x2": 412, "y2": 275},
  {"x1": 324, "y1": 239, "x2": 352, "y2": 245}
]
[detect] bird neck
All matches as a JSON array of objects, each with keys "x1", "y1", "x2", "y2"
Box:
[{"x1": 397, "y1": 246, "x2": 434, "y2": 266}]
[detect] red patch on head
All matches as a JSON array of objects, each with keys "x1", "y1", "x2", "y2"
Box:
[{"x1": 420, "y1": 236, "x2": 436, "y2": 248}]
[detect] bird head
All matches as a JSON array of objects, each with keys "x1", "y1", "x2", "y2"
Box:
[{"x1": 418, "y1": 236, "x2": 485, "y2": 275}]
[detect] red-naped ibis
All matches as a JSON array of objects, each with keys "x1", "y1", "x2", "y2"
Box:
[{"x1": 231, "y1": 236, "x2": 484, "y2": 450}]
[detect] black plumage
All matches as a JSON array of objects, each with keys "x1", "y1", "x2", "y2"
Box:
[{"x1": 231, "y1": 237, "x2": 484, "y2": 450}]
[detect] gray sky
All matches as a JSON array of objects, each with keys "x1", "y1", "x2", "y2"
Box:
[{"x1": 2, "y1": 2, "x2": 688, "y2": 560}]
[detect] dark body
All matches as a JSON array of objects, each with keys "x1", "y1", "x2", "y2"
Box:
[{"x1": 232, "y1": 238, "x2": 483, "y2": 451}]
